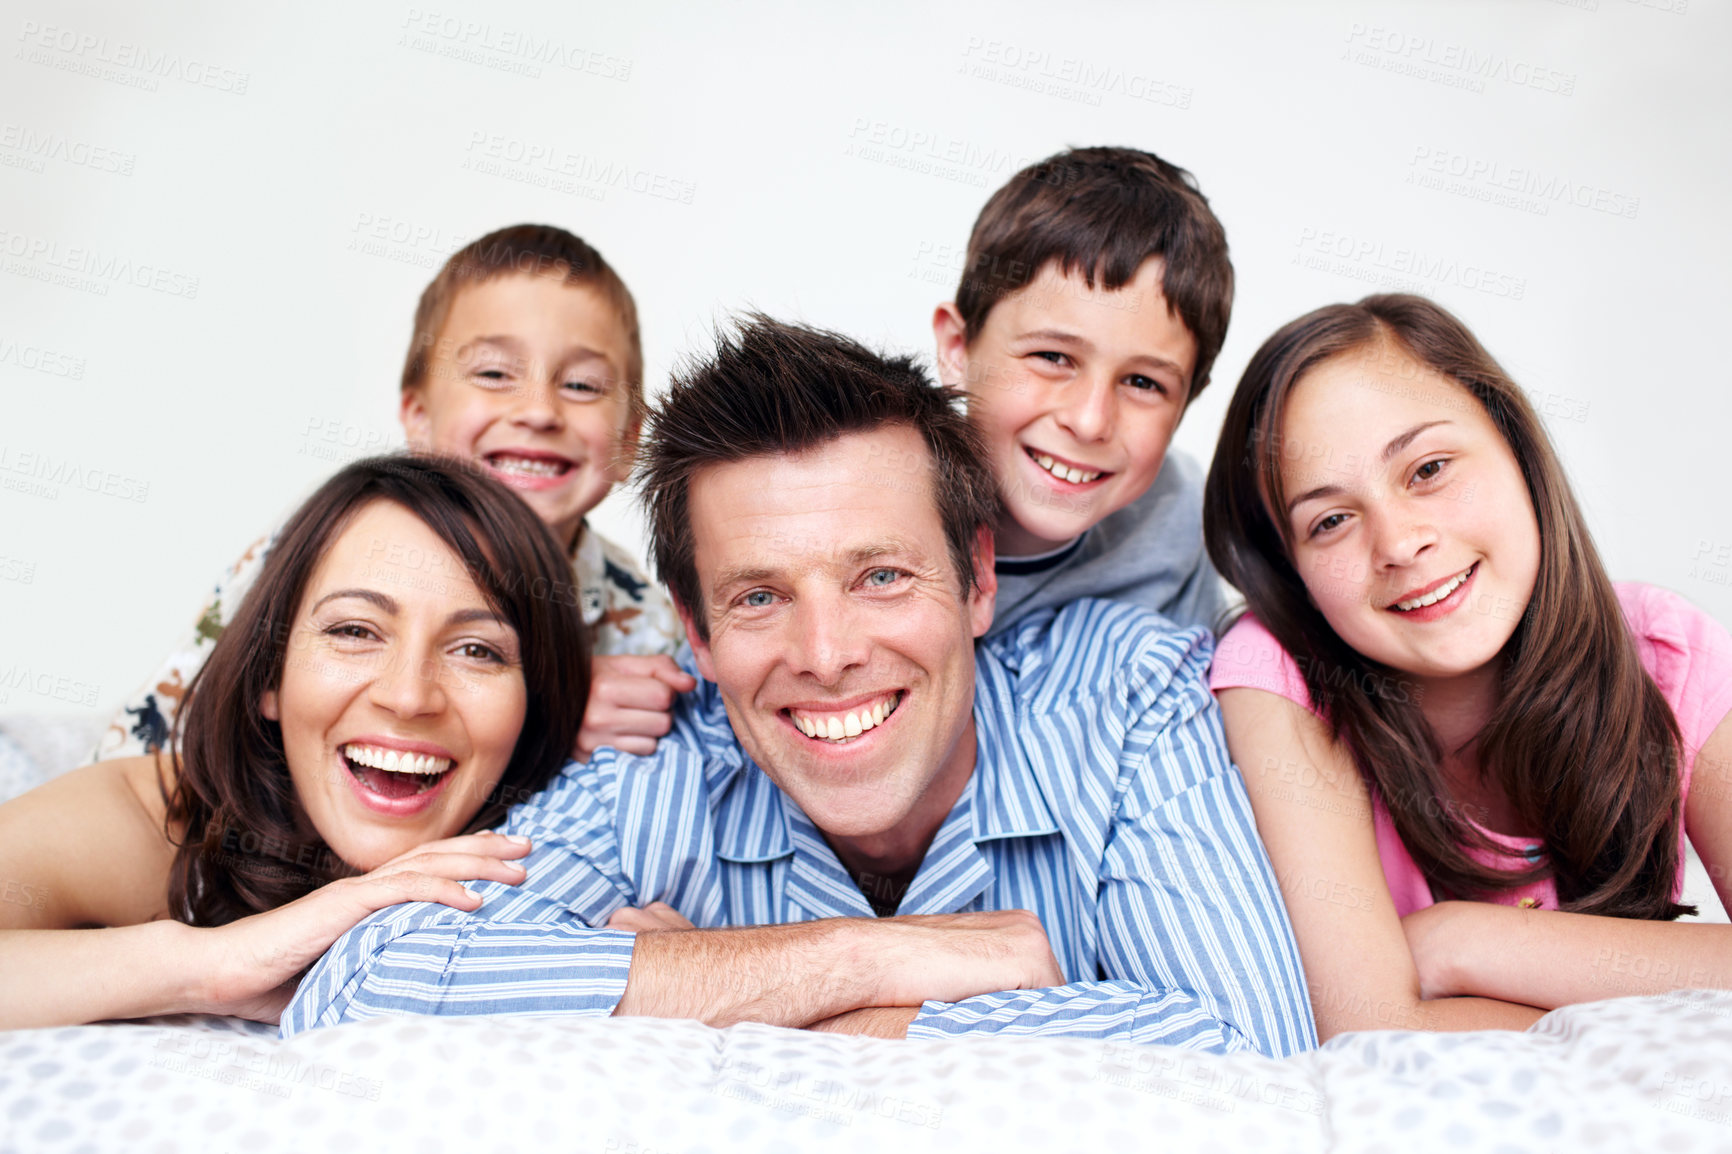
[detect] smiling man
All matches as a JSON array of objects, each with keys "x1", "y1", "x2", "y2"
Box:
[{"x1": 283, "y1": 318, "x2": 1315, "y2": 1056}]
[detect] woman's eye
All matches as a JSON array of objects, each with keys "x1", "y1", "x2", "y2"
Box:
[
  {"x1": 742, "y1": 590, "x2": 776, "y2": 608},
  {"x1": 455, "y1": 641, "x2": 503, "y2": 663},
  {"x1": 325, "y1": 623, "x2": 377, "y2": 642}
]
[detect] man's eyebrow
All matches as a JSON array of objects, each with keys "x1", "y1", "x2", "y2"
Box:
[
  {"x1": 709, "y1": 540, "x2": 924, "y2": 593},
  {"x1": 311, "y1": 589, "x2": 399, "y2": 614},
  {"x1": 1382, "y1": 420, "x2": 1451, "y2": 463}
]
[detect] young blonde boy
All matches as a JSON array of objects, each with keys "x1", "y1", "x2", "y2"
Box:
[
  {"x1": 932, "y1": 147, "x2": 1232, "y2": 634},
  {"x1": 95, "y1": 225, "x2": 689, "y2": 764}
]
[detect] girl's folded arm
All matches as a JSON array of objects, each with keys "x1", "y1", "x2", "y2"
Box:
[
  {"x1": 1219, "y1": 688, "x2": 1545, "y2": 1040},
  {"x1": 1408, "y1": 710, "x2": 1732, "y2": 1009}
]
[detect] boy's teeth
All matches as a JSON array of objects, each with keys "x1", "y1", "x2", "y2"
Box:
[
  {"x1": 342, "y1": 743, "x2": 452, "y2": 775},
  {"x1": 490, "y1": 455, "x2": 565, "y2": 477},
  {"x1": 1032, "y1": 453, "x2": 1101, "y2": 485},
  {"x1": 792, "y1": 694, "x2": 901, "y2": 744},
  {"x1": 1395, "y1": 567, "x2": 1473, "y2": 611}
]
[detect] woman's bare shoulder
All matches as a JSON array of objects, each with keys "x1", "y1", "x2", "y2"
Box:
[{"x1": 0, "y1": 758, "x2": 176, "y2": 928}]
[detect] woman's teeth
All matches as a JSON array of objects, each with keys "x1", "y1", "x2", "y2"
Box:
[
  {"x1": 1031, "y1": 453, "x2": 1102, "y2": 485},
  {"x1": 488, "y1": 455, "x2": 568, "y2": 478},
  {"x1": 791, "y1": 694, "x2": 901, "y2": 742},
  {"x1": 1394, "y1": 566, "x2": 1474, "y2": 611},
  {"x1": 343, "y1": 743, "x2": 451, "y2": 776}
]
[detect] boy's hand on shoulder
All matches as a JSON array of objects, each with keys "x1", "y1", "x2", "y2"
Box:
[{"x1": 575, "y1": 655, "x2": 698, "y2": 759}]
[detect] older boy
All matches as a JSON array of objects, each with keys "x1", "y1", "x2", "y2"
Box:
[{"x1": 932, "y1": 146, "x2": 1232, "y2": 634}]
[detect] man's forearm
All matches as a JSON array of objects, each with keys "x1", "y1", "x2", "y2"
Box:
[{"x1": 615, "y1": 919, "x2": 877, "y2": 1027}]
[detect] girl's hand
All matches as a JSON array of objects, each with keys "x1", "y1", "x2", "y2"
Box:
[
  {"x1": 1401, "y1": 901, "x2": 1473, "y2": 1000},
  {"x1": 194, "y1": 831, "x2": 533, "y2": 1022}
]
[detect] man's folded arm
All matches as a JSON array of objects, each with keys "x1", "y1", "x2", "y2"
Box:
[{"x1": 1088, "y1": 642, "x2": 1318, "y2": 1058}]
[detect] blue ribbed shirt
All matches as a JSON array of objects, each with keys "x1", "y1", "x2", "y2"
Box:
[{"x1": 282, "y1": 600, "x2": 1315, "y2": 1056}]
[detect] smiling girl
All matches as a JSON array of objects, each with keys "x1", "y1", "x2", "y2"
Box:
[
  {"x1": 0, "y1": 456, "x2": 587, "y2": 1028},
  {"x1": 1203, "y1": 294, "x2": 1732, "y2": 1038}
]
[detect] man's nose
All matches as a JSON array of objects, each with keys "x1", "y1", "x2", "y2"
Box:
[{"x1": 786, "y1": 591, "x2": 871, "y2": 685}]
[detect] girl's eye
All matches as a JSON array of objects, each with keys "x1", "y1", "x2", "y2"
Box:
[
  {"x1": 742, "y1": 590, "x2": 776, "y2": 608},
  {"x1": 863, "y1": 568, "x2": 902, "y2": 587},
  {"x1": 1413, "y1": 459, "x2": 1447, "y2": 484},
  {"x1": 1310, "y1": 513, "x2": 1349, "y2": 538}
]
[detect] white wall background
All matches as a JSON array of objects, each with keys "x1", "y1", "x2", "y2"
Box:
[{"x1": 1, "y1": 0, "x2": 1727, "y2": 722}]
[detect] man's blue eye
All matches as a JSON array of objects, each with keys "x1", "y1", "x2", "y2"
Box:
[
  {"x1": 744, "y1": 591, "x2": 775, "y2": 607},
  {"x1": 865, "y1": 569, "x2": 900, "y2": 586}
]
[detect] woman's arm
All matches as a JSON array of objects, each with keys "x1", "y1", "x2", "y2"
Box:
[
  {"x1": 0, "y1": 757, "x2": 534, "y2": 1029},
  {"x1": 1217, "y1": 689, "x2": 1546, "y2": 1040},
  {"x1": 1406, "y1": 711, "x2": 1732, "y2": 1008}
]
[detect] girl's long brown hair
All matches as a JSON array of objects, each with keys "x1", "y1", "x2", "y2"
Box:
[
  {"x1": 164, "y1": 454, "x2": 589, "y2": 926},
  {"x1": 1203, "y1": 294, "x2": 1689, "y2": 918}
]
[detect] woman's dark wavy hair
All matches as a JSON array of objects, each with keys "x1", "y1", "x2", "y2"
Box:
[
  {"x1": 1203, "y1": 293, "x2": 1690, "y2": 919},
  {"x1": 164, "y1": 454, "x2": 588, "y2": 926}
]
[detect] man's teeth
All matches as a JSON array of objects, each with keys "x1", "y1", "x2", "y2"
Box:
[
  {"x1": 489, "y1": 455, "x2": 567, "y2": 478},
  {"x1": 1395, "y1": 567, "x2": 1473, "y2": 611},
  {"x1": 343, "y1": 743, "x2": 452, "y2": 775},
  {"x1": 1032, "y1": 453, "x2": 1102, "y2": 485},
  {"x1": 791, "y1": 694, "x2": 900, "y2": 742}
]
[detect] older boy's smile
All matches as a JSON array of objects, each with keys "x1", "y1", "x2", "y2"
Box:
[{"x1": 935, "y1": 258, "x2": 1196, "y2": 557}]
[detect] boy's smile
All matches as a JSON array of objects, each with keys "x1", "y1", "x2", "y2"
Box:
[
  {"x1": 401, "y1": 271, "x2": 637, "y2": 550},
  {"x1": 935, "y1": 257, "x2": 1196, "y2": 557}
]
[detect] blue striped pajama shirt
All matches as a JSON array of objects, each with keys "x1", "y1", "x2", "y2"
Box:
[{"x1": 282, "y1": 599, "x2": 1316, "y2": 1057}]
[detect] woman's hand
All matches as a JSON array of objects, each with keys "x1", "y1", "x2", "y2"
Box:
[{"x1": 194, "y1": 831, "x2": 534, "y2": 1022}]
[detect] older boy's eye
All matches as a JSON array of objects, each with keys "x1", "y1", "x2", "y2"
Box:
[{"x1": 1126, "y1": 374, "x2": 1168, "y2": 396}]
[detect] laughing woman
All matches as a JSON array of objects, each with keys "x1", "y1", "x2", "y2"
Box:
[
  {"x1": 1204, "y1": 295, "x2": 1732, "y2": 1039},
  {"x1": 0, "y1": 455, "x2": 588, "y2": 1028}
]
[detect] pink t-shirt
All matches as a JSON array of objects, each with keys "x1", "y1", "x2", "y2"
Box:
[{"x1": 1209, "y1": 583, "x2": 1732, "y2": 916}]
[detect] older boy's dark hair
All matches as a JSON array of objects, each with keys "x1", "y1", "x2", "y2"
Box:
[
  {"x1": 402, "y1": 223, "x2": 645, "y2": 421},
  {"x1": 639, "y1": 316, "x2": 1002, "y2": 639},
  {"x1": 954, "y1": 146, "x2": 1233, "y2": 401}
]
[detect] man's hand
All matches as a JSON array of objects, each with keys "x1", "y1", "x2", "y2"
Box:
[
  {"x1": 607, "y1": 901, "x2": 696, "y2": 932},
  {"x1": 575, "y1": 655, "x2": 698, "y2": 759},
  {"x1": 613, "y1": 907, "x2": 1063, "y2": 1029},
  {"x1": 808, "y1": 1006, "x2": 920, "y2": 1038}
]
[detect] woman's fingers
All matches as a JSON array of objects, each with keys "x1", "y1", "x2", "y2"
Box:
[{"x1": 380, "y1": 831, "x2": 531, "y2": 870}]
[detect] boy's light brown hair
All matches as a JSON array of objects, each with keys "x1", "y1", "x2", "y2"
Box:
[
  {"x1": 954, "y1": 146, "x2": 1233, "y2": 401},
  {"x1": 400, "y1": 223, "x2": 645, "y2": 420}
]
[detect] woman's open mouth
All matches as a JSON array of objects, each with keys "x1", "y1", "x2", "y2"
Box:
[{"x1": 342, "y1": 742, "x2": 454, "y2": 801}]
